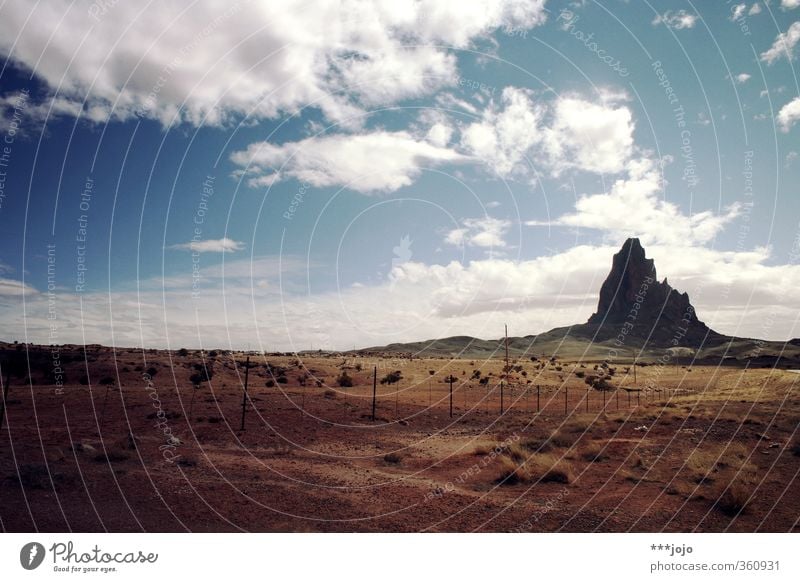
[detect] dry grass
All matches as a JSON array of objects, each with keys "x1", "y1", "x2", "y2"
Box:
[
  {"x1": 712, "y1": 479, "x2": 755, "y2": 516},
  {"x1": 527, "y1": 453, "x2": 575, "y2": 484},
  {"x1": 581, "y1": 441, "x2": 608, "y2": 463},
  {"x1": 684, "y1": 443, "x2": 756, "y2": 484}
]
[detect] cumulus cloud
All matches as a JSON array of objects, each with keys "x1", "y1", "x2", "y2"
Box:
[
  {"x1": 735, "y1": 73, "x2": 752, "y2": 83},
  {"x1": 231, "y1": 131, "x2": 465, "y2": 194},
  {"x1": 652, "y1": 10, "x2": 698, "y2": 30},
  {"x1": 168, "y1": 238, "x2": 245, "y2": 253},
  {"x1": 445, "y1": 217, "x2": 511, "y2": 248},
  {"x1": 460, "y1": 88, "x2": 635, "y2": 179},
  {"x1": 782, "y1": 0, "x2": 800, "y2": 9},
  {"x1": 526, "y1": 157, "x2": 741, "y2": 246},
  {"x1": 750, "y1": 3, "x2": 762, "y2": 14},
  {"x1": 0, "y1": 0, "x2": 547, "y2": 127},
  {"x1": 760, "y1": 21, "x2": 800, "y2": 64},
  {"x1": 777, "y1": 97, "x2": 800, "y2": 132},
  {"x1": 459, "y1": 87, "x2": 544, "y2": 177}
]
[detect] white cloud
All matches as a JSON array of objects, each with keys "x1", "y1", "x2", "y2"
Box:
[
  {"x1": 543, "y1": 97, "x2": 634, "y2": 175},
  {"x1": 460, "y1": 88, "x2": 635, "y2": 179},
  {"x1": 231, "y1": 131, "x2": 465, "y2": 194},
  {"x1": 652, "y1": 10, "x2": 698, "y2": 30},
  {"x1": 0, "y1": 278, "x2": 38, "y2": 297},
  {"x1": 750, "y1": 3, "x2": 762, "y2": 15},
  {"x1": 460, "y1": 87, "x2": 544, "y2": 177},
  {"x1": 0, "y1": 0, "x2": 548, "y2": 128},
  {"x1": 735, "y1": 73, "x2": 752, "y2": 83},
  {"x1": 785, "y1": 151, "x2": 799, "y2": 167},
  {"x1": 777, "y1": 96, "x2": 800, "y2": 132},
  {"x1": 527, "y1": 157, "x2": 741, "y2": 246},
  {"x1": 760, "y1": 21, "x2": 800, "y2": 64},
  {"x1": 168, "y1": 238, "x2": 245, "y2": 253},
  {"x1": 731, "y1": 3, "x2": 747, "y2": 20},
  {"x1": 444, "y1": 217, "x2": 511, "y2": 248},
  {"x1": 782, "y1": 0, "x2": 800, "y2": 9},
  {"x1": 5, "y1": 239, "x2": 800, "y2": 350}
]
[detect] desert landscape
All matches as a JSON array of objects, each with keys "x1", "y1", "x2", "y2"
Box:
[{"x1": 2, "y1": 239, "x2": 798, "y2": 532}]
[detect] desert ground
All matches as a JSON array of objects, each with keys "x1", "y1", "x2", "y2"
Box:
[{"x1": 1, "y1": 345, "x2": 799, "y2": 532}]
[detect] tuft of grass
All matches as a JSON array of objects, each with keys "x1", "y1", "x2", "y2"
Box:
[
  {"x1": 324, "y1": 389, "x2": 337, "y2": 399},
  {"x1": 495, "y1": 455, "x2": 529, "y2": 485},
  {"x1": 713, "y1": 480, "x2": 754, "y2": 516},
  {"x1": 581, "y1": 441, "x2": 608, "y2": 463},
  {"x1": 527, "y1": 453, "x2": 575, "y2": 484}
]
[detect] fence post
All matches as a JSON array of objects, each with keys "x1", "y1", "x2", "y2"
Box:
[
  {"x1": 564, "y1": 386, "x2": 568, "y2": 415},
  {"x1": 500, "y1": 381, "x2": 504, "y2": 415},
  {"x1": 627, "y1": 390, "x2": 631, "y2": 408},
  {"x1": 537, "y1": 385, "x2": 540, "y2": 413},
  {"x1": 585, "y1": 389, "x2": 589, "y2": 413},
  {"x1": 240, "y1": 356, "x2": 250, "y2": 431},
  {"x1": 449, "y1": 376, "x2": 453, "y2": 418},
  {"x1": 0, "y1": 363, "x2": 10, "y2": 431},
  {"x1": 371, "y1": 366, "x2": 377, "y2": 421}
]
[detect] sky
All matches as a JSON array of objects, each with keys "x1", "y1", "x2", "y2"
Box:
[{"x1": 0, "y1": 0, "x2": 799, "y2": 351}]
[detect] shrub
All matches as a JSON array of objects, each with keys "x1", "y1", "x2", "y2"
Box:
[
  {"x1": 337, "y1": 372, "x2": 353, "y2": 387},
  {"x1": 324, "y1": 389, "x2": 337, "y2": 399},
  {"x1": 276, "y1": 376, "x2": 288, "y2": 384},
  {"x1": 528, "y1": 453, "x2": 575, "y2": 484},
  {"x1": 575, "y1": 370, "x2": 585, "y2": 378},
  {"x1": 178, "y1": 348, "x2": 188, "y2": 357},
  {"x1": 265, "y1": 379, "x2": 275, "y2": 388},
  {"x1": 714, "y1": 481, "x2": 753, "y2": 516},
  {"x1": 383, "y1": 452, "x2": 402, "y2": 464},
  {"x1": 380, "y1": 370, "x2": 403, "y2": 385},
  {"x1": 99, "y1": 376, "x2": 115, "y2": 386}
]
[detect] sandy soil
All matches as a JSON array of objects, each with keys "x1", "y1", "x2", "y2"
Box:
[{"x1": 1, "y1": 346, "x2": 798, "y2": 532}]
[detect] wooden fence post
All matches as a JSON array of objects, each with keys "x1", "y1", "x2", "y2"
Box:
[
  {"x1": 0, "y1": 362, "x2": 11, "y2": 431},
  {"x1": 500, "y1": 381, "x2": 504, "y2": 415},
  {"x1": 240, "y1": 356, "x2": 250, "y2": 431},
  {"x1": 449, "y1": 376, "x2": 453, "y2": 418},
  {"x1": 371, "y1": 366, "x2": 377, "y2": 421},
  {"x1": 564, "y1": 386, "x2": 568, "y2": 416},
  {"x1": 537, "y1": 384, "x2": 540, "y2": 413}
]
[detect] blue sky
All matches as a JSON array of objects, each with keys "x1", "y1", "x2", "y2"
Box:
[{"x1": 1, "y1": 0, "x2": 800, "y2": 350}]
